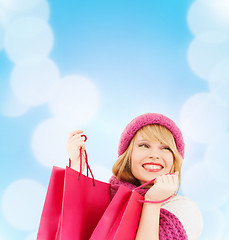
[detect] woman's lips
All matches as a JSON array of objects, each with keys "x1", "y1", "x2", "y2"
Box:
[{"x1": 142, "y1": 163, "x2": 164, "y2": 172}]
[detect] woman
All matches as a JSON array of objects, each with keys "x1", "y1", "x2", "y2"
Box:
[{"x1": 67, "y1": 113, "x2": 203, "y2": 239}]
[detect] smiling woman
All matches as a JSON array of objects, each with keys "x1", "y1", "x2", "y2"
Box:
[
  {"x1": 67, "y1": 113, "x2": 203, "y2": 240},
  {"x1": 109, "y1": 113, "x2": 203, "y2": 239}
]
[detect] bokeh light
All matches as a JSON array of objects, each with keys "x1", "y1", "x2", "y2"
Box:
[
  {"x1": 11, "y1": 57, "x2": 61, "y2": 106},
  {"x1": 188, "y1": 0, "x2": 229, "y2": 36},
  {"x1": 0, "y1": 89, "x2": 31, "y2": 117},
  {"x1": 90, "y1": 165, "x2": 112, "y2": 183},
  {"x1": 208, "y1": 57, "x2": 229, "y2": 106},
  {"x1": 4, "y1": 16, "x2": 53, "y2": 63},
  {"x1": 203, "y1": 134, "x2": 229, "y2": 183},
  {"x1": 181, "y1": 161, "x2": 229, "y2": 209},
  {"x1": 0, "y1": 0, "x2": 49, "y2": 26},
  {"x1": 0, "y1": 23, "x2": 4, "y2": 50},
  {"x1": 32, "y1": 118, "x2": 70, "y2": 168},
  {"x1": 0, "y1": 0, "x2": 40, "y2": 12},
  {"x1": 25, "y1": 232, "x2": 37, "y2": 240},
  {"x1": 199, "y1": 208, "x2": 226, "y2": 240},
  {"x1": 48, "y1": 75, "x2": 100, "y2": 128},
  {"x1": 1, "y1": 179, "x2": 46, "y2": 231},
  {"x1": 187, "y1": 32, "x2": 229, "y2": 80},
  {"x1": 180, "y1": 92, "x2": 228, "y2": 143}
]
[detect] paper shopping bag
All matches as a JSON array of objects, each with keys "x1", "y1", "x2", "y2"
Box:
[
  {"x1": 37, "y1": 166, "x2": 111, "y2": 240},
  {"x1": 90, "y1": 173, "x2": 177, "y2": 240},
  {"x1": 37, "y1": 166, "x2": 65, "y2": 240},
  {"x1": 90, "y1": 185, "x2": 144, "y2": 240}
]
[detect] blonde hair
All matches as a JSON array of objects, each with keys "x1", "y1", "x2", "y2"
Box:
[{"x1": 112, "y1": 124, "x2": 183, "y2": 187}]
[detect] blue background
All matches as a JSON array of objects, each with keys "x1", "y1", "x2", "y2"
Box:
[{"x1": 1, "y1": 0, "x2": 228, "y2": 239}]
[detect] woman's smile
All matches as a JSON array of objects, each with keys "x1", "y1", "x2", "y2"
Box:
[{"x1": 142, "y1": 162, "x2": 164, "y2": 172}]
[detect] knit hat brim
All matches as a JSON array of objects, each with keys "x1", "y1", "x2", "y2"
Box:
[{"x1": 118, "y1": 113, "x2": 185, "y2": 158}]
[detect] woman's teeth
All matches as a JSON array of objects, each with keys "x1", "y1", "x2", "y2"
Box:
[{"x1": 143, "y1": 164, "x2": 162, "y2": 170}]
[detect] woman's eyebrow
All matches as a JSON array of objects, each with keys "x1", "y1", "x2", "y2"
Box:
[{"x1": 136, "y1": 139, "x2": 150, "y2": 142}]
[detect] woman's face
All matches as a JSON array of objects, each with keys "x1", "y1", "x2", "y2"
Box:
[{"x1": 131, "y1": 131, "x2": 174, "y2": 184}]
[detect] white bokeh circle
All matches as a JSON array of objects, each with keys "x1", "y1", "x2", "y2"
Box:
[
  {"x1": 180, "y1": 92, "x2": 228, "y2": 143},
  {"x1": 23, "y1": 0, "x2": 49, "y2": 23},
  {"x1": 10, "y1": 57, "x2": 61, "y2": 106},
  {"x1": 0, "y1": 89, "x2": 31, "y2": 117},
  {"x1": 0, "y1": 23, "x2": 4, "y2": 50},
  {"x1": 1, "y1": 179, "x2": 46, "y2": 231},
  {"x1": 4, "y1": 16, "x2": 53, "y2": 63},
  {"x1": 204, "y1": 134, "x2": 229, "y2": 184},
  {"x1": 0, "y1": 225, "x2": 10, "y2": 240},
  {"x1": 200, "y1": 208, "x2": 226, "y2": 240},
  {"x1": 180, "y1": 136, "x2": 205, "y2": 174},
  {"x1": 187, "y1": 32, "x2": 229, "y2": 80},
  {"x1": 0, "y1": 0, "x2": 49, "y2": 27},
  {"x1": 0, "y1": 4, "x2": 8, "y2": 26},
  {"x1": 187, "y1": 0, "x2": 229, "y2": 36},
  {"x1": 0, "y1": 0, "x2": 40, "y2": 12},
  {"x1": 222, "y1": 202, "x2": 229, "y2": 239},
  {"x1": 181, "y1": 161, "x2": 229, "y2": 209},
  {"x1": 48, "y1": 75, "x2": 100, "y2": 128},
  {"x1": 90, "y1": 165, "x2": 112, "y2": 183},
  {"x1": 32, "y1": 118, "x2": 71, "y2": 168},
  {"x1": 208, "y1": 57, "x2": 229, "y2": 106},
  {"x1": 25, "y1": 231, "x2": 37, "y2": 240},
  {"x1": 207, "y1": 0, "x2": 229, "y2": 23}
]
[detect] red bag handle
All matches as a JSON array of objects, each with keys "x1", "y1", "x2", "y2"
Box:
[
  {"x1": 135, "y1": 173, "x2": 175, "y2": 204},
  {"x1": 69, "y1": 135, "x2": 95, "y2": 186}
]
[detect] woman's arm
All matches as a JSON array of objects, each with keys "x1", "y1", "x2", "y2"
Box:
[
  {"x1": 135, "y1": 173, "x2": 179, "y2": 240},
  {"x1": 135, "y1": 203, "x2": 161, "y2": 240}
]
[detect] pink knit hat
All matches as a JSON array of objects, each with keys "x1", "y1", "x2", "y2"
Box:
[{"x1": 118, "y1": 113, "x2": 185, "y2": 158}]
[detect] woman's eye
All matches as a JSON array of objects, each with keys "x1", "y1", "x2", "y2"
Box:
[
  {"x1": 162, "y1": 146, "x2": 171, "y2": 151},
  {"x1": 139, "y1": 144, "x2": 149, "y2": 148}
]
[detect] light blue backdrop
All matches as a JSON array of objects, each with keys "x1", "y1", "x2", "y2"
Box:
[{"x1": 0, "y1": 0, "x2": 229, "y2": 239}]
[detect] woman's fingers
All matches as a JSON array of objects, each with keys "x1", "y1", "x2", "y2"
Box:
[
  {"x1": 68, "y1": 130, "x2": 84, "y2": 140},
  {"x1": 67, "y1": 130, "x2": 86, "y2": 148},
  {"x1": 72, "y1": 137, "x2": 85, "y2": 148},
  {"x1": 156, "y1": 173, "x2": 179, "y2": 189},
  {"x1": 146, "y1": 172, "x2": 180, "y2": 202},
  {"x1": 156, "y1": 174, "x2": 171, "y2": 183},
  {"x1": 66, "y1": 130, "x2": 86, "y2": 159}
]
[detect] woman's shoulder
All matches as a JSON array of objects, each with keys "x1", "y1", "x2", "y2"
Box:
[
  {"x1": 162, "y1": 195, "x2": 200, "y2": 209},
  {"x1": 161, "y1": 195, "x2": 203, "y2": 221},
  {"x1": 161, "y1": 195, "x2": 203, "y2": 240}
]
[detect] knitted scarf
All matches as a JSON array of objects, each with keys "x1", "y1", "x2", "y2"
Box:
[{"x1": 109, "y1": 176, "x2": 188, "y2": 240}]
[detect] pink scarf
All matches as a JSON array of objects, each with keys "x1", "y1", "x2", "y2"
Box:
[
  {"x1": 109, "y1": 176, "x2": 188, "y2": 240},
  {"x1": 109, "y1": 175, "x2": 148, "y2": 198}
]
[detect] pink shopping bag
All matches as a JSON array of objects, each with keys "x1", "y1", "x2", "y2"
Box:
[
  {"x1": 37, "y1": 166, "x2": 111, "y2": 240},
  {"x1": 90, "y1": 175, "x2": 174, "y2": 240},
  {"x1": 37, "y1": 135, "x2": 111, "y2": 240},
  {"x1": 90, "y1": 185, "x2": 144, "y2": 240},
  {"x1": 37, "y1": 166, "x2": 65, "y2": 239}
]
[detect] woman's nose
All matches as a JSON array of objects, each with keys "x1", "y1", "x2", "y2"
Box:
[{"x1": 149, "y1": 150, "x2": 160, "y2": 159}]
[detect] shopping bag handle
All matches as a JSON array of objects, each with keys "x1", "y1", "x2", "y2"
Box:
[
  {"x1": 69, "y1": 135, "x2": 95, "y2": 186},
  {"x1": 135, "y1": 173, "x2": 175, "y2": 204}
]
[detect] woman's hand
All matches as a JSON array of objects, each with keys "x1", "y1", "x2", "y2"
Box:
[
  {"x1": 144, "y1": 172, "x2": 179, "y2": 203},
  {"x1": 66, "y1": 130, "x2": 86, "y2": 172}
]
